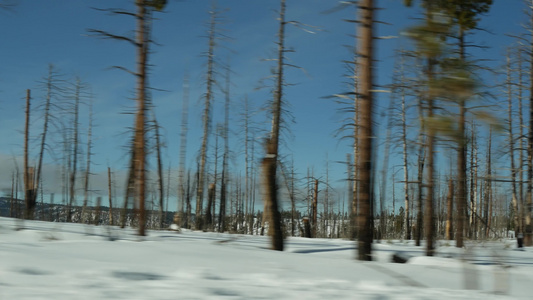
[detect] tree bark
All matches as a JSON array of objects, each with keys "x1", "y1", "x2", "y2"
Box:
[
  {"x1": 356, "y1": 0, "x2": 374, "y2": 261},
  {"x1": 176, "y1": 75, "x2": 189, "y2": 227},
  {"x1": 24, "y1": 89, "x2": 35, "y2": 220},
  {"x1": 261, "y1": 0, "x2": 287, "y2": 251},
  {"x1": 526, "y1": 0, "x2": 533, "y2": 246},
  {"x1": 134, "y1": 0, "x2": 148, "y2": 236},
  {"x1": 108, "y1": 167, "x2": 114, "y2": 226},
  {"x1": 400, "y1": 57, "x2": 410, "y2": 240},
  {"x1": 456, "y1": 28, "x2": 467, "y2": 249},
  {"x1": 507, "y1": 51, "x2": 521, "y2": 237},
  {"x1": 67, "y1": 78, "x2": 82, "y2": 223},
  {"x1": 152, "y1": 115, "x2": 164, "y2": 229},
  {"x1": 446, "y1": 178, "x2": 454, "y2": 240},
  {"x1": 81, "y1": 99, "x2": 93, "y2": 223},
  {"x1": 312, "y1": 179, "x2": 319, "y2": 238}
]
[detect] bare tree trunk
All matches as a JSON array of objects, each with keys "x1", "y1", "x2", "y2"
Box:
[
  {"x1": 262, "y1": 151, "x2": 283, "y2": 250},
  {"x1": 280, "y1": 158, "x2": 296, "y2": 236},
  {"x1": 469, "y1": 123, "x2": 479, "y2": 239},
  {"x1": 350, "y1": 16, "x2": 360, "y2": 242},
  {"x1": 425, "y1": 54, "x2": 436, "y2": 256},
  {"x1": 416, "y1": 107, "x2": 425, "y2": 247},
  {"x1": 250, "y1": 134, "x2": 256, "y2": 234},
  {"x1": 214, "y1": 64, "x2": 231, "y2": 231},
  {"x1": 206, "y1": 131, "x2": 218, "y2": 229},
  {"x1": 346, "y1": 154, "x2": 354, "y2": 239},
  {"x1": 121, "y1": 142, "x2": 136, "y2": 228},
  {"x1": 507, "y1": 51, "x2": 521, "y2": 237},
  {"x1": 24, "y1": 89, "x2": 35, "y2": 220},
  {"x1": 324, "y1": 198, "x2": 328, "y2": 238},
  {"x1": 446, "y1": 178, "x2": 454, "y2": 240},
  {"x1": 474, "y1": 127, "x2": 479, "y2": 239},
  {"x1": 356, "y1": 0, "x2": 374, "y2": 261},
  {"x1": 35, "y1": 66, "x2": 59, "y2": 221},
  {"x1": 185, "y1": 170, "x2": 193, "y2": 229},
  {"x1": 134, "y1": 0, "x2": 149, "y2": 236},
  {"x1": 400, "y1": 56, "x2": 410, "y2": 240},
  {"x1": 176, "y1": 75, "x2": 189, "y2": 227},
  {"x1": 526, "y1": 1, "x2": 533, "y2": 246},
  {"x1": 152, "y1": 114, "x2": 164, "y2": 229},
  {"x1": 380, "y1": 95, "x2": 394, "y2": 240},
  {"x1": 81, "y1": 99, "x2": 93, "y2": 223},
  {"x1": 261, "y1": 0, "x2": 287, "y2": 251},
  {"x1": 108, "y1": 167, "x2": 114, "y2": 226},
  {"x1": 243, "y1": 96, "x2": 251, "y2": 234},
  {"x1": 518, "y1": 48, "x2": 526, "y2": 243},
  {"x1": 455, "y1": 60, "x2": 466, "y2": 248},
  {"x1": 196, "y1": 6, "x2": 218, "y2": 230},
  {"x1": 484, "y1": 127, "x2": 492, "y2": 238},
  {"x1": 290, "y1": 159, "x2": 296, "y2": 236},
  {"x1": 218, "y1": 153, "x2": 227, "y2": 233},
  {"x1": 10, "y1": 171, "x2": 15, "y2": 218},
  {"x1": 67, "y1": 78, "x2": 82, "y2": 223},
  {"x1": 312, "y1": 179, "x2": 319, "y2": 238}
]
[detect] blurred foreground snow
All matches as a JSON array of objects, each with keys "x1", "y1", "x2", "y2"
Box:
[{"x1": 0, "y1": 217, "x2": 530, "y2": 299}]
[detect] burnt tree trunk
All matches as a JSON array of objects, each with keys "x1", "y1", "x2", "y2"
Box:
[{"x1": 356, "y1": 0, "x2": 374, "y2": 261}]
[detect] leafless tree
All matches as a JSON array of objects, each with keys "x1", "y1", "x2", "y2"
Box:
[
  {"x1": 355, "y1": 0, "x2": 375, "y2": 260},
  {"x1": 88, "y1": 0, "x2": 167, "y2": 235}
]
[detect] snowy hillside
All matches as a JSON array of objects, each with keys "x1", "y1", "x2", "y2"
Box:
[{"x1": 1, "y1": 217, "x2": 531, "y2": 299}]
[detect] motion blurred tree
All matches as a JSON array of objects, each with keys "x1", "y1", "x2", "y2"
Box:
[
  {"x1": 35, "y1": 65, "x2": 63, "y2": 221},
  {"x1": 196, "y1": 4, "x2": 220, "y2": 230},
  {"x1": 23, "y1": 90, "x2": 34, "y2": 220},
  {"x1": 440, "y1": 0, "x2": 492, "y2": 248},
  {"x1": 523, "y1": 0, "x2": 533, "y2": 246},
  {"x1": 81, "y1": 97, "x2": 94, "y2": 223},
  {"x1": 176, "y1": 75, "x2": 190, "y2": 228},
  {"x1": 262, "y1": 0, "x2": 288, "y2": 251},
  {"x1": 354, "y1": 0, "x2": 375, "y2": 261},
  {"x1": 405, "y1": 0, "x2": 491, "y2": 250},
  {"x1": 405, "y1": 0, "x2": 451, "y2": 256},
  {"x1": 88, "y1": 0, "x2": 167, "y2": 236}
]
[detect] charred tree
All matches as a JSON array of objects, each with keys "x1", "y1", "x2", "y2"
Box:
[
  {"x1": 24, "y1": 89, "x2": 35, "y2": 220},
  {"x1": 355, "y1": 0, "x2": 375, "y2": 261}
]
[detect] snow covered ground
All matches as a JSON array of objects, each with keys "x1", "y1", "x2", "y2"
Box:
[{"x1": 1, "y1": 217, "x2": 531, "y2": 299}]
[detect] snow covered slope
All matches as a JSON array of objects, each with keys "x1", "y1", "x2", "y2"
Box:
[{"x1": 0, "y1": 217, "x2": 529, "y2": 299}]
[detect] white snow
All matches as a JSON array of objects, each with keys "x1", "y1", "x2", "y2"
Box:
[{"x1": 1, "y1": 217, "x2": 531, "y2": 299}]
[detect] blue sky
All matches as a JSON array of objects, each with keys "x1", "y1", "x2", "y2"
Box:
[{"x1": 0, "y1": 0, "x2": 526, "y2": 211}]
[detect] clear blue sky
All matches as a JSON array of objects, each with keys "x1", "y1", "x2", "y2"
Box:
[{"x1": 0, "y1": 0, "x2": 525, "y2": 211}]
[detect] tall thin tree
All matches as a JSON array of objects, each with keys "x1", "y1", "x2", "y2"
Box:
[{"x1": 355, "y1": 0, "x2": 375, "y2": 260}]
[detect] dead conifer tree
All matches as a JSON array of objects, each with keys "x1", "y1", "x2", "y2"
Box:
[
  {"x1": 176, "y1": 75, "x2": 189, "y2": 227},
  {"x1": 445, "y1": 177, "x2": 454, "y2": 240},
  {"x1": 507, "y1": 50, "x2": 521, "y2": 237},
  {"x1": 81, "y1": 98, "x2": 94, "y2": 223},
  {"x1": 23, "y1": 89, "x2": 35, "y2": 220},
  {"x1": 355, "y1": 0, "x2": 375, "y2": 260},
  {"x1": 88, "y1": 0, "x2": 167, "y2": 235},
  {"x1": 67, "y1": 77, "x2": 84, "y2": 223},
  {"x1": 399, "y1": 52, "x2": 411, "y2": 240},
  {"x1": 525, "y1": 0, "x2": 533, "y2": 246},
  {"x1": 150, "y1": 111, "x2": 165, "y2": 229},
  {"x1": 196, "y1": 4, "x2": 221, "y2": 230},
  {"x1": 484, "y1": 127, "x2": 492, "y2": 238},
  {"x1": 216, "y1": 63, "x2": 232, "y2": 232},
  {"x1": 108, "y1": 167, "x2": 114, "y2": 225},
  {"x1": 35, "y1": 66, "x2": 62, "y2": 220},
  {"x1": 262, "y1": 0, "x2": 288, "y2": 251}
]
